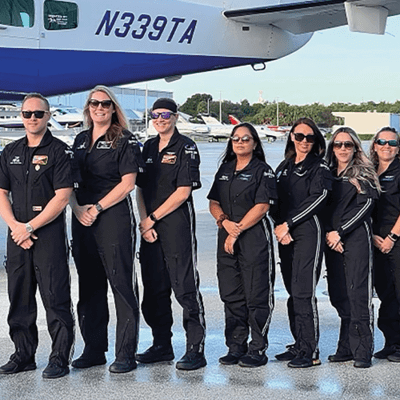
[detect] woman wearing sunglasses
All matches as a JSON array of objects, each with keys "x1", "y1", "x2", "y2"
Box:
[
  {"x1": 325, "y1": 127, "x2": 380, "y2": 368},
  {"x1": 369, "y1": 127, "x2": 400, "y2": 362},
  {"x1": 207, "y1": 123, "x2": 277, "y2": 368},
  {"x1": 69, "y1": 85, "x2": 145, "y2": 373},
  {"x1": 271, "y1": 117, "x2": 331, "y2": 368},
  {"x1": 135, "y1": 98, "x2": 206, "y2": 371}
]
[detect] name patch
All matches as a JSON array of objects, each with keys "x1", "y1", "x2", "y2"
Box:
[
  {"x1": 162, "y1": 154, "x2": 177, "y2": 164},
  {"x1": 97, "y1": 141, "x2": 112, "y2": 150},
  {"x1": 32, "y1": 155, "x2": 48, "y2": 165}
]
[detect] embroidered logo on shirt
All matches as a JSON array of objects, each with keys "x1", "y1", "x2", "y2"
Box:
[
  {"x1": 65, "y1": 149, "x2": 74, "y2": 158},
  {"x1": 76, "y1": 143, "x2": 86, "y2": 150},
  {"x1": 264, "y1": 171, "x2": 275, "y2": 178},
  {"x1": 161, "y1": 153, "x2": 177, "y2": 164},
  {"x1": 238, "y1": 173, "x2": 252, "y2": 181},
  {"x1": 382, "y1": 175, "x2": 395, "y2": 182},
  {"x1": 146, "y1": 157, "x2": 153, "y2": 164},
  {"x1": 32, "y1": 206, "x2": 42, "y2": 212},
  {"x1": 32, "y1": 155, "x2": 48, "y2": 165},
  {"x1": 97, "y1": 141, "x2": 112, "y2": 150},
  {"x1": 184, "y1": 144, "x2": 198, "y2": 155},
  {"x1": 219, "y1": 175, "x2": 229, "y2": 181},
  {"x1": 10, "y1": 156, "x2": 22, "y2": 165}
]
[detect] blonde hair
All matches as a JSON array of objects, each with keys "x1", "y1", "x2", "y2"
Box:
[
  {"x1": 369, "y1": 127, "x2": 399, "y2": 168},
  {"x1": 326, "y1": 127, "x2": 381, "y2": 193},
  {"x1": 83, "y1": 85, "x2": 128, "y2": 146}
]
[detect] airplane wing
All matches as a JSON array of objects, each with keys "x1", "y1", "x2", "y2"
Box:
[{"x1": 224, "y1": 0, "x2": 400, "y2": 35}]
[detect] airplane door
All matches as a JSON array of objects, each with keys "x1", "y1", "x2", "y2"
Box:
[{"x1": 0, "y1": 0, "x2": 39, "y2": 48}]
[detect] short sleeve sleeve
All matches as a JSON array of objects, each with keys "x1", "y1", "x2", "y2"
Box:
[
  {"x1": 254, "y1": 164, "x2": 278, "y2": 206},
  {"x1": 118, "y1": 134, "x2": 145, "y2": 177},
  {"x1": 53, "y1": 144, "x2": 74, "y2": 190},
  {"x1": 207, "y1": 166, "x2": 223, "y2": 203},
  {"x1": 0, "y1": 147, "x2": 11, "y2": 191},
  {"x1": 176, "y1": 141, "x2": 201, "y2": 190}
]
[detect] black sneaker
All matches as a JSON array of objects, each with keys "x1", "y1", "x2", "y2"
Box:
[
  {"x1": 354, "y1": 360, "x2": 371, "y2": 368},
  {"x1": 219, "y1": 352, "x2": 245, "y2": 365},
  {"x1": 374, "y1": 346, "x2": 397, "y2": 359},
  {"x1": 275, "y1": 345, "x2": 298, "y2": 361},
  {"x1": 288, "y1": 352, "x2": 321, "y2": 368},
  {"x1": 71, "y1": 353, "x2": 106, "y2": 369},
  {"x1": 238, "y1": 352, "x2": 268, "y2": 368},
  {"x1": 387, "y1": 350, "x2": 400, "y2": 362},
  {"x1": 136, "y1": 344, "x2": 174, "y2": 364},
  {"x1": 176, "y1": 352, "x2": 206, "y2": 370},
  {"x1": 109, "y1": 359, "x2": 137, "y2": 373},
  {"x1": 328, "y1": 352, "x2": 353, "y2": 362},
  {"x1": 42, "y1": 362, "x2": 69, "y2": 379},
  {"x1": 0, "y1": 355, "x2": 36, "y2": 375}
]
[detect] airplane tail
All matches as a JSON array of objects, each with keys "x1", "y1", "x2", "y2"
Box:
[{"x1": 228, "y1": 115, "x2": 240, "y2": 125}]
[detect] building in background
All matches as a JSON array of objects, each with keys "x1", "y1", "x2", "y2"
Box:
[
  {"x1": 49, "y1": 86, "x2": 173, "y2": 112},
  {"x1": 49, "y1": 86, "x2": 173, "y2": 132},
  {"x1": 332, "y1": 111, "x2": 400, "y2": 135}
]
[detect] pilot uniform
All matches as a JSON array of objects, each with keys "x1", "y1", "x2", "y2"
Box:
[
  {"x1": 71, "y1": 129, "x2": 144, "y2": 361},
  {"x1": 137, "y1": 128, "x2": 206, "y2": 354},
  {"x1": 271, "y1": 153, "x2": 332, "y2": 361},
  {"x1": 207, "y1": 157, "x2": 277, "y2": 355},
  {"x1": 0, "y1": 129, "x2": 74, "y2": 368},
  {"x1": 325, "y1": 172, "x2": 378, "y2": 364},
  {"x1": 373, "y1": 158, "x2": 400, "y2": 354}
]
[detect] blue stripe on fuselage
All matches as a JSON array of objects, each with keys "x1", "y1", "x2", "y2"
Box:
[{"x1": 0, "y1": 48, "x2": 271, "y2": 100}]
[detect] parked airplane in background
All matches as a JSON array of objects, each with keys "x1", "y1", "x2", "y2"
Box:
[
  {"x1": 1, "y1": 0, "x2": 399, "y2": 100},
  {"x1": 139, "y1": 112, "x2": 210, "y2": 140},
  {"x1": 228, "y1": 114, "x2": 285, "y2": 140}
]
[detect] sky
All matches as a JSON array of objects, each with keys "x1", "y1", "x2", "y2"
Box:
[{"x1": 127, "y1": 14, "x2": 400, "y2": 107}]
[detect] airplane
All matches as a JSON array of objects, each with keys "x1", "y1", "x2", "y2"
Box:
[
  {"x1": 137, "y1": 112, "x2": 210, "y2": 140},
  {"x1": 1, "y1": 0, "x2": 399, "y2": 101},
  {"x1": 198, "y1": 115, "x2": 235, "y2": 141},
  {"x1": 228, "y1": 114, "x2": 286, "y2": 140}
]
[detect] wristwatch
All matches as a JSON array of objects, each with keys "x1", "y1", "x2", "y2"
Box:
[
  {"x1": 388, "y1": 232, "x2": 399, "y2": 242},
  {"x1": 149, "y1": 212, "x2": 158, "y2": 222},
  {"x1": 95, "y1": 203, "x2": 103, "y2": 213},
  {"x1": 25, "y1": 223, "x2": 34, "y2": 233}
]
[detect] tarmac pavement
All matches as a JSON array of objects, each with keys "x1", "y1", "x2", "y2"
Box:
[{"x1": 0, "y1": 141, "x2": 399, "y2": 399}]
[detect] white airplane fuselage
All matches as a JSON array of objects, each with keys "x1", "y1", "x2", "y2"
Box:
[{"x1": 0, "y1": 0, "x2": 312, "y2": 100}]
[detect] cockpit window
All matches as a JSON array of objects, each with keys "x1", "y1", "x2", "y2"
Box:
[
  {"x1": 44, "y1": 1, "x2": 78, "y2": 30},
  {"x1": 0, "y1": 0, "x2": 34, "y2": 28}
]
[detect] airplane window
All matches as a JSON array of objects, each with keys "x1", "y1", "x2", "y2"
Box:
[
  {"x1": 0, "y1": 0, "x2": 34, "y2": 27},
  {"x1": 44, "y1": 0, "x2": 78, "y2": 30}
]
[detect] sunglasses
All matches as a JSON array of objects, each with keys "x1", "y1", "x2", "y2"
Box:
[
  {"x1": 231, "y1": 135, "x2": 252, "y2": 143},
  {"x1": 293, "y1": 132, "x2": 315, "y2": 143},
  {"x1": 333, "y1": 141, "x2": 355, "y2": 150},
  {"x1": 21, "y1": 110, "x2": 48, "y2": 119},
  {"x1": 375, "y1": 138, "x2": 398, "y2": 147},
  {"x1": 88, "y1": 99, "x2": 113, "y2": 109},
  {"x1": 151, "y1": 111, "x2": 175, "y2": 119}
]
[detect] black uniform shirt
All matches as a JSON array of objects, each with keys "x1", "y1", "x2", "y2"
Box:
[
  {"x1": 136, "y1": 129, "x2": 201, "y2": 213},
  {"x1": 373, "y1": 157, "x2": 400, "y2": 231},
  {"x1": 327, "y1": 170, "x2": 379, "y2": 237},
  {"x1": 271, "y1": 153, "x2": 332, "y2": 228},
  {"x1": 207, "y1": 157, "x2": 277, "y2": 223},
  {"x1": 0, "y1": 129, "x2": 73, "y2": 223},
  {"x1": 72, "y1": 129, "x2": 144, "y2": 205}
]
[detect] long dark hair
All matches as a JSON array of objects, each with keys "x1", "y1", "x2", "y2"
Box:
[
  {"x1": 221, "y1": 122, "x2": 266, "y2": 163},
  {"x1": 284, "y1": 117, "x2": 325, "y2": 160},
  {"x1": 83, "y1": 85, "x2": 128, "y2": 147}
]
